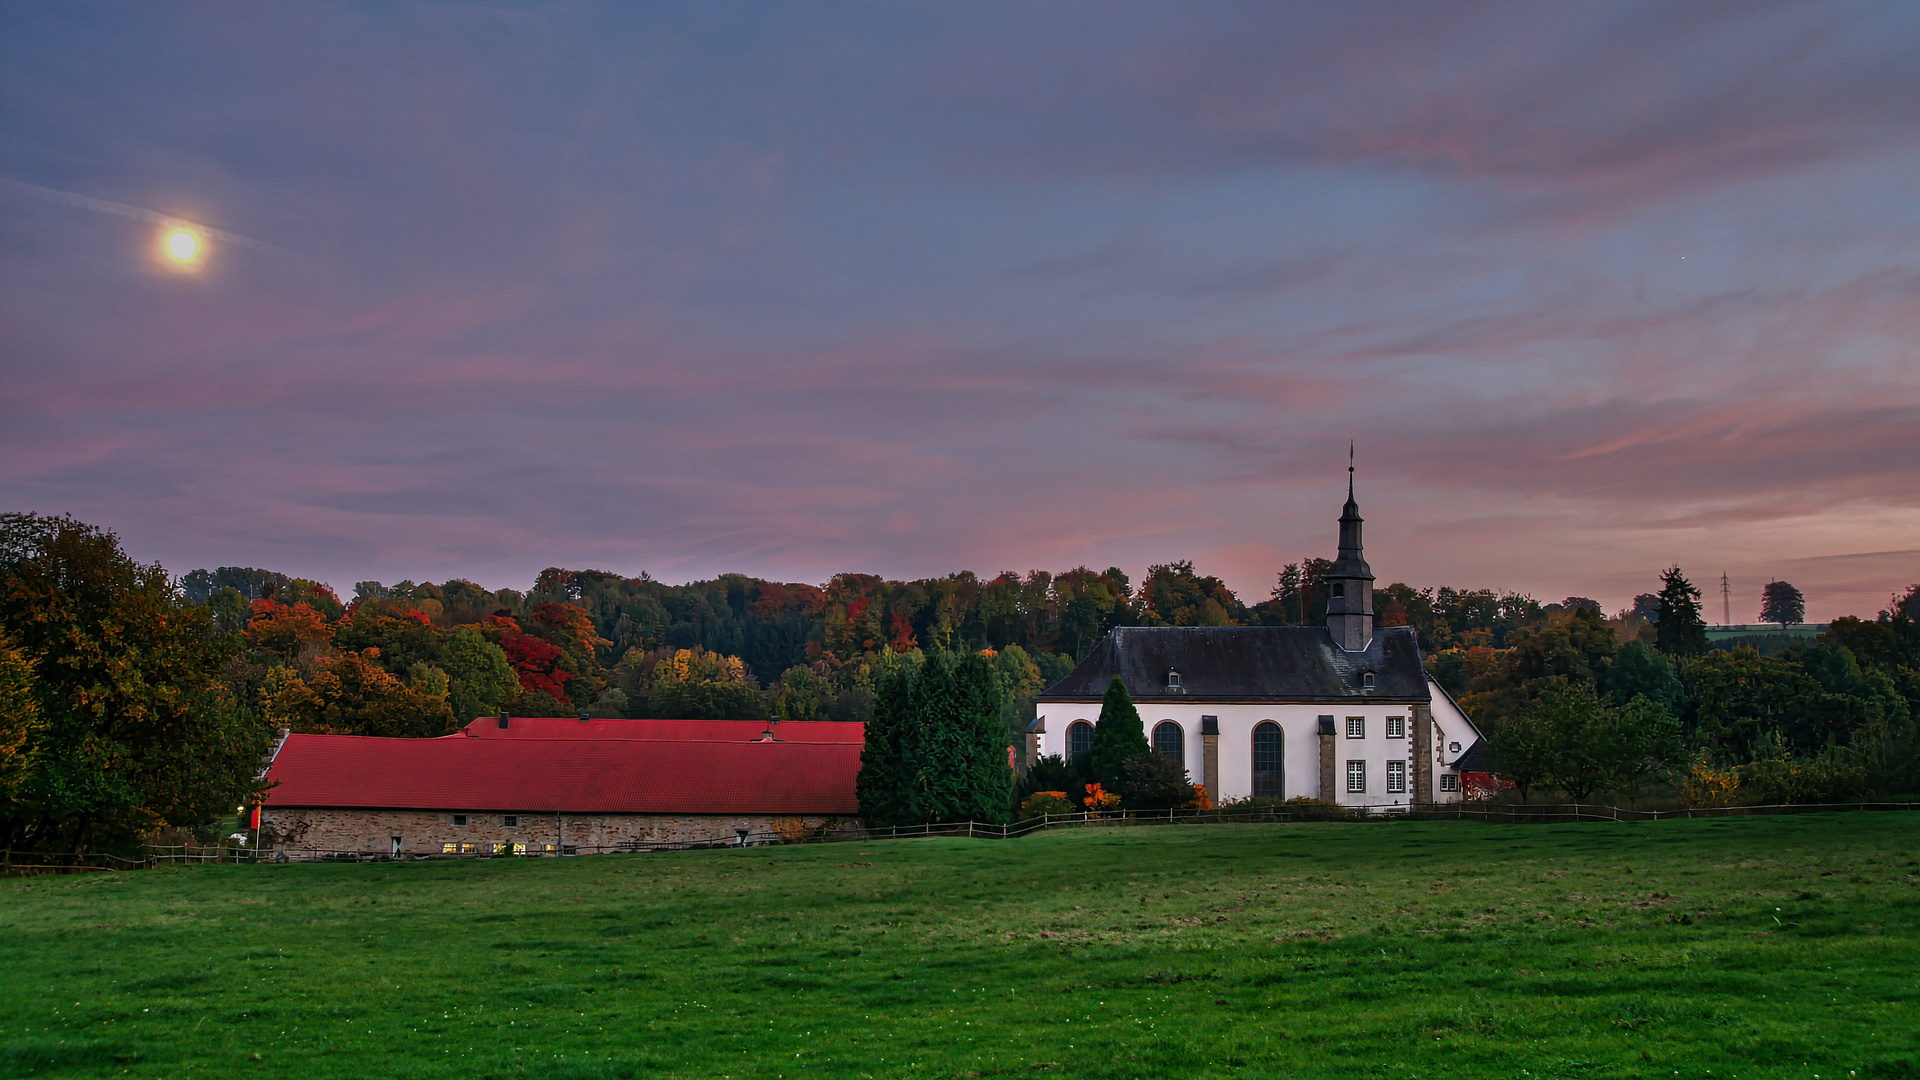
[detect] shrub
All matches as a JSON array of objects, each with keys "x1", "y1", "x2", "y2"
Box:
[
  {"x1": 1116, "y1": 752, "x2": 1196, "y2": 810},
  {"x1": 1018, "y1": 791, "x2": 1076, "y2": 819}
]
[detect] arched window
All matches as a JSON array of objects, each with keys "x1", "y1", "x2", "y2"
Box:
[
  {"x1": 1152, "y1": 721, "x2": 1183, "y2": 765},
  {"x1": 1067, "y1": 720, "x2": 1094, "y2": 760},
  {"x1": 1252, "y1": 721, "x2": 1283, "y2": 798}
]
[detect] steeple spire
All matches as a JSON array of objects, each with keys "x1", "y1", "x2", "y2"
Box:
[{"x1": 1326, "y1": 445, "x2": 1375, "y2": 652}]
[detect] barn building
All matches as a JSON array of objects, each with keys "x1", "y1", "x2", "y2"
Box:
[
  {"x1": 1031, "y1": 478, "x2": 1484, "y2": 808},
  {"x1": 260, "y1": 716, "x2": 864, "y2": 856}
]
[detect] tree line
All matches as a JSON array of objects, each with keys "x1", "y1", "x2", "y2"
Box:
[
  {"x1": 1458, "y1": 567, "x2": 1920, "y2": 805},
  {"x1": 6, "y1": 509, "x2": 1910, "y2": 852}
]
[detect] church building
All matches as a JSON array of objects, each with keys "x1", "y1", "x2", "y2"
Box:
[{"x1": 1031, "y1": 476, "x2": 1483, "y2": 809}]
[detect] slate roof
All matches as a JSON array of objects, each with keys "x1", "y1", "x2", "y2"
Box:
[
  {"x1": 262, "y1": 734, "x2": 861, "y2": 815},
  {"x1": 1039, "y1": 625, "x2": 1428, "y2": 702},
  {"x1": 1450, "y1": 739, "x2": 1494, "y2": 773},
  {"x1": 458, "y1": 716, "x2": 864, "y2": 743}
]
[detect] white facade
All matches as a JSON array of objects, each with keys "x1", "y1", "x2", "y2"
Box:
[{"x1": 1034, "y1": 675, "x2": 1480, "y2": 809}]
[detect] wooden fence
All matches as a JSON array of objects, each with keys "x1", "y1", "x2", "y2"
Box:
[{"x1": 117, "y1": 799, "x2": 1920, "y2": 865}]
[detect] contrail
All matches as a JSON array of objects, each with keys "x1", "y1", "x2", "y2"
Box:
[{"x1": 0, "y1": 176, "x2": 283, "y2": 252}]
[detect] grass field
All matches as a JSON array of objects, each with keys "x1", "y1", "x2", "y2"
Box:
[{"x1": 3, "y1": 815, "x2": 1917, "y2": 1080}]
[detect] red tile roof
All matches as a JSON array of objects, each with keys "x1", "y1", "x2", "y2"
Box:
[
  {"x1": 459, "y1": 716, "x2": 864, "y2": 743},
  {"x1": 263, "y1": 733, "x2": 862, "y2": 815}
]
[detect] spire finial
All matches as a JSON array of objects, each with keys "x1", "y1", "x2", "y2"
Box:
[{"x1": 1347, "y1": 440, "x2": 1355, "y2": 500}]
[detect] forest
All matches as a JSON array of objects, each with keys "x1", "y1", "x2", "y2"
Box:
[{"x1": 4, "y1": 509, "x2": 1917, "y2": 853}]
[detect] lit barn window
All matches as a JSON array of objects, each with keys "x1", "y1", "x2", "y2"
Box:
[
  {"x1": 1068, "y1": 720, "x2": 1094, "y2": 760},
  {"x1": 1153, "y1": 721, "x2": 1184, "y2": 765},
  {"x1": 1253, "y1": 721, "x2": 1283, "y2": 798}
]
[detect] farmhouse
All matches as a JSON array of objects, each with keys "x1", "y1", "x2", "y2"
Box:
[
  {"x1": 260, "y1": 716, "x2": 864, "y2": 856},
  {"x1": 1032, "y1": 478, "x2": 1484, "y2": 808}
]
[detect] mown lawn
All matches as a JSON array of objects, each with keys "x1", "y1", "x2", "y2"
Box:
[{"x1": 2, "y1": 814, "x2": 1917, "y2": 1080}]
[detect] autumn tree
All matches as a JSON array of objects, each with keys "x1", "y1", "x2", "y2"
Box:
[
  {"x1": 0, "y1": 513, "x2": 273, "y2": 854},
  {"x1": 441, "y1": 626, "x2": 520, "y2": 722},
  {"x1": 262, "y1": 649, "x2": 457, "y2": 738}
]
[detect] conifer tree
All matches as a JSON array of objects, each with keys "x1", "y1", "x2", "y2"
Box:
[
  {"x1": 855, "y1": 665, "x2": 916, "y2": 827},
  {"x1": 950, "y1": 653, "x2": 1012, "y2": 822},
  {"x1": 1654, "y1": 566, "x2": 1708, "y2": 657},
  {"x1": 1087, "y1": 676, "x2": 1149, "y2": 789}
]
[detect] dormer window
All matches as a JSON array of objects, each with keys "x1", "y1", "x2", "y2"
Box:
[
  {"x1": 1361, "y1": 671, "x2": 1376, "y2": 689},
  {"x1": 1166, "y1": 669, "x2": 1182, "y2": 691},
  {"x1": 1330, "y1": 582, "x2": 1345, "y2": 598}
]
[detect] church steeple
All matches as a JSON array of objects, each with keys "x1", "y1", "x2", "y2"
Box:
[{"x1": 1326, "y1": 445, "x2": 1375, "y2": 652}]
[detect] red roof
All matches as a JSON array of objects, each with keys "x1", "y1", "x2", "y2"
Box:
[
  {"x1": 459, "y1": 716, "x2": 864, "y2": 743},
  {"x1": 263, "y1": 733, "x2": 862, "y2": 815}
]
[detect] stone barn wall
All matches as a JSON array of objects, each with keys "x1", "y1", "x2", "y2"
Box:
[{"x1": 264, "y1": 808, "x2": 862, "y2": 854}]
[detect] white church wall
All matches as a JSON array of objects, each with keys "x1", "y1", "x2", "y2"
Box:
[{"x1": 1035, "y1": 700, "x2": 1451, "y2": 809}]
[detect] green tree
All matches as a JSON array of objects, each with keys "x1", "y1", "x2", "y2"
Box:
[
  {"x1": 441, "y1": 626, "x2": 520, "y2": 722},
  {"x1": 855, "y1": 664, "x2": 917, "y2": 827},
  {"x1": 1600, "y1": 640, "x2": 1684, "y2": 714},
  {"x1": 1655, "y1": 566, "x2": 1708, "y2": 657},
  {"x1": 1760, "y1": 581, "x2": 1806, "y2": 627},
  {"x1": 1489, "y1": 683, "x2": 1683, "y2": 801},
  {"x1": 1087, "y1": 676, "x2": 1150, "y2": 789},
  {"x1": 1, "y1": 513, "x2": 273, "y2": 854},
  {"x1": 0, "y1": 631, "x2": 45, "y2": 811}
]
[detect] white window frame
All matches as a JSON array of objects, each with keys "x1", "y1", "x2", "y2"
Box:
[
  {"x1": 1386, "y1": 760, "x2": 1406, "y2": 793},
  {"x1": 1385, "y1": 716, "x2": 1405, "y2": 739},
  {"x1": 1346, "y1": 760, "x2": 1366, "y2": 793},
  {"x1": 1346, "y1": 716, "x2": 1365, "y2": 739},
  {"x1": 1440, "y1": 773, "x2": 1460, "y2": 793},
  {"x1": 502, "y1": 814, "x2": 520, "y2": 828},
  {"x1": 451, "y1": 814, "x2": 468, "y2": 827}
]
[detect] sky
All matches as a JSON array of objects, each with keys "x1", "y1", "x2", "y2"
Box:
[{"x1": 2, "y1": 1, "x2": 1917, "y2": 622}]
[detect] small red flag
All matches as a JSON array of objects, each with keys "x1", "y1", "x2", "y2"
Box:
[{"x1": 249, "y1": 804, "x2": 261, "y2": 829}]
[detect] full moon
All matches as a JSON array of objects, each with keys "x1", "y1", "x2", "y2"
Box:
[{"x1": 166, "y1": 230, "x2": 198, "y2": 260}]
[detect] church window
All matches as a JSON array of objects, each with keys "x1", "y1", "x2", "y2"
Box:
[
  {"x1": 1067, "y1": 720, "x2": 1094, "y2": 760},
  {"x1": 1253, "y1": 722, "x2": 1283, "y2": 798},
  {"x1": 1346, "y1": 760, "x2": 1366, "y2": 793},
  {"x1": 1386, "y1": 716, "x2": 1405, "y2": 739},
  {"x1": 1386, "y1": 760, "x2": 1406, "y2": 793},
  {"x1": 1346, "y1": 716, "x2": 1365, "y2": 738},
  {"x1": 1330, "y1": 582, "x2": 1345, "y2": 598},
  {"x1": 1153, "y1": 721, "x2": 1184, "y2": 765},
  {"x1": 1440, "y1": 774, "x2": 1460, "y2": 793}
]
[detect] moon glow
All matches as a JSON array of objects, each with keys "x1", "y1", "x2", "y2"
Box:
[{"x1": 158, "y1": 225, "x2": 205, "y2": 270}]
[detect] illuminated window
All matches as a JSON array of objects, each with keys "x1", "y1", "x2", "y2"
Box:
[
  {"x1": 492, "y1": 842, "x2": 509, "y2": 854},
  {"x1": 1346, "y1": 716, "x2": 1365, "y2": 739},
  {"x1": 511, "y1": 842, "x2": 528, "y2": 855},
  {"x1": 542, "y1": 844, "x2": 558, "y2": 854},
  {"x1": 1252, "y1": 722, "x2": 1283, "y2": 798},
  {"x1": 441, "y1": 842, "x2": 458, "y2": 854},
  {"x1": 1347, "y1": 760, "x2": 1366, "y2": 793},
  {"x1": 1440, "y1": 774, "x2": 1460, "y2": 793},
  {"x1": 1386, "y1": 760, "x2": 1406, "y2": 793},
  {"x1": 1067, "y1": 720, "x2": 1094, "y2": 759},
  {"x1": 461, "y1": 842, "x2": 477, "y2": 854},
  {"x1": 1385, "y1": 716, "x2": 1405, "y2": 739},
  {"x1": 1153, "y1": 721, "x2": 1184, "y2": 764}
]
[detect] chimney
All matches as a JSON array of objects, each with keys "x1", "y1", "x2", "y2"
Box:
[
  {"x1": 578, "y1": 708, "x2": 590, "y2": 723},
  {"x1": 497, "y1": 711, "x2": 509, "y2": 730}
]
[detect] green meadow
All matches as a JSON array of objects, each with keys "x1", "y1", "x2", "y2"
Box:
[{"x1": 3, "y1": 815, "x2": 1917, "y2": 1080}]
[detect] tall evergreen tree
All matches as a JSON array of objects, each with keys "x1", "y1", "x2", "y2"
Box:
[
  {"x1": 950, "y1": 653, "x2": 1012, "y2": 822},
  {"x1": 1654, "y1": 566, "x2": 1708, "y2": 658},
  {"x1": 1087, "y1": 676, "x2": 1150, "y2": 789},
  {"x1": 855, "y1": 665, "x2": 916, "y2": 827}
]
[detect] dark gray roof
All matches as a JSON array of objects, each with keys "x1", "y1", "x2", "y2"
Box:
[
  {"x1": 1040, "y1": 625, "x2": 1428, "y2": 702},
  {"x1": 1451, "y1": 739, "x2": 1494, "y2": 773}
]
